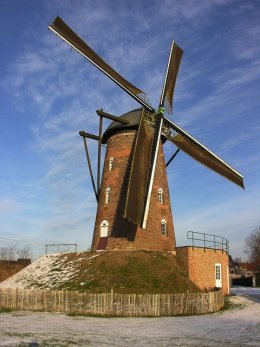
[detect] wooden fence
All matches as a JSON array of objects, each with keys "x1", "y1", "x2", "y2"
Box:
[{"x1": 0, "y1": 288, "x2": 224, "y2": 317}]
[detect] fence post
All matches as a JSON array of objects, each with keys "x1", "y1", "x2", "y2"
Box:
[{"x1": 110, "y1": 288, "x2": 114, "y2": 315}]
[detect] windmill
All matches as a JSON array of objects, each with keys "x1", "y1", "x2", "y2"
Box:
[{"x1": 49, "y1": 17, "x2": 244, "y2": 252}]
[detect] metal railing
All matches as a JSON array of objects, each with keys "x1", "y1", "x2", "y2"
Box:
[
  {"x1": 187, "y1": 231, "x2": 229, "y2": 254},
  {"x1": 45, "y1": 243, "x2": 78, "y2": 254}
]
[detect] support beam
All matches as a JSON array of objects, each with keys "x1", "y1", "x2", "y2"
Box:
[
  {"x1": 80, "y1": 135, "x2": 98, "y2": 202},
  {"x1": 96, "y1": 109, "x2": 129, "y2": 125},
  {"x1": 97, "y1": 116, "x2": 103, "y2": 195},
  {"x1": 79, "y1": 130, "x2": 99, "y2": 141},
  {"x1": 166, "y1": 148, "x2": 180, "y2": 167}
]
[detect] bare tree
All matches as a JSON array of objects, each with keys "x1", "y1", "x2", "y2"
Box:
[
  {"x1": 0, "y1": 247, "x2": 8, "y2": 260},
  {"x1": 244, "y1": 225, "x2": 260, "y2": 265},
  {"x1": 17, "y1": 246, "x2": 32, "y2": 259},
  {"x1": 0, "y1": 245, "x2": 17, "y2": 261},
  {"x1": 233, "y1": 257, "x2": 242, "y2": 264}
]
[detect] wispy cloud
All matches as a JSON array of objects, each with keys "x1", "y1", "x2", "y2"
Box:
[
  {"x1": 174, "y1": 190, "x2": 260, "y2": 257},
  {"x1": 1, "y1": 0, "x2": 259, "y2": 259},
  {"x1": 160, "y1": 0, "x2": 235, "y2": 20}
]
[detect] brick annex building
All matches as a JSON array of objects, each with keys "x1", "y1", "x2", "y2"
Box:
[{"x1": 91, "y1": 109, "x2": 230, "y2": 295}]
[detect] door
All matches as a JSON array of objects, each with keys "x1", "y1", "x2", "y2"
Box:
[{"x1": 215, "y1": 263, "x2": 222, "y2": 288}]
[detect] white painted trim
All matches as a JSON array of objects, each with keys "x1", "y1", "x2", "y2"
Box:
[
  {"x1": 215, "y1": 263, "x2": 222, "y2": 288},
  {"x1": 100, "y1": 220, "x2": 109, "y2": 237},
  {"x1": 142, "y1": 117, "x2": 164, "y2": 229},
  {"x1": 227, "y1": 265, "x2": 230, "y2": 295},
  {"x1": 160, "y1": 41, "x2": 175, "y2": 107}
]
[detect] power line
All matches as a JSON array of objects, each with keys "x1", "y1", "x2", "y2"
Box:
[
  {"x1": 0, "y1": 231, "x2": 54, "y2": 244},
  {"x1": 0, "y1": 232, "x2": 88, "y2": 255}
]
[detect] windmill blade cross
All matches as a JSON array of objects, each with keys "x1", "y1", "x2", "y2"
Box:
[
  {"x1": 48, "y1": 17, "x2": 154, "y2": 112},
  {"x1": 159, "y1": 41, "x2": 183, "y2": 115},
  {"x1": 163, "y1": 116, "x2": 244, "y2": 189}
]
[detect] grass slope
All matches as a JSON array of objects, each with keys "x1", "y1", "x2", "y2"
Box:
[
  {"x1": 64, "y1": 251, "x2": 200, "y2": 293},
  {"x1": 1, "y1": 251, "x2": 200, "y2": 294}
]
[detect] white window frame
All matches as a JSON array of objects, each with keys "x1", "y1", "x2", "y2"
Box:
[
  {"x1": 158, "y1": 188, "x2": 164, "y2": 204},
  {"x1": 105, "y1": 187, "x2": 110, "y2": 204},
  {"x1": 100, "y1": 220, "x2": 109, "y2": 237},
  {"x1": 161, "y1": 219, "x2": 167, "y2": 236},
  {"x1": 109, "y1": 157, "x2": 114, "y2": 171}
]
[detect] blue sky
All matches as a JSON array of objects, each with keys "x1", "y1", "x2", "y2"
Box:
[{"x1": 0, "y1": 0, "x2": 259, "y2": 259}]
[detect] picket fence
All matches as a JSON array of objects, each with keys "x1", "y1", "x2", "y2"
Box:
[{"x1": 0, "y1": 288, "x2": 224, "y2": 317}]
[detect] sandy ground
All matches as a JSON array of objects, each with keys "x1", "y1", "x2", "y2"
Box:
[{"x1": 0, "y1": 287, "x2": 259, "y2": 347}]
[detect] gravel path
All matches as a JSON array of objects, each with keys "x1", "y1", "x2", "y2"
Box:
[{"x1": 0, "y1": 287, "x2": 259, "y2": 347}]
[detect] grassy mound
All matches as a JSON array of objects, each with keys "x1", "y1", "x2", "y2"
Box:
[
  {"x1": 65, "y1": 251, "x2": 200, "y2": 293},
  {"x1": 1, "y1": 251, "x2": 200, "y2": 294}
]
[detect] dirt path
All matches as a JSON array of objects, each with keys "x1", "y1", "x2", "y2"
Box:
[{"x1": 0, "y1": 287, "x2": 259, "y2": 347}]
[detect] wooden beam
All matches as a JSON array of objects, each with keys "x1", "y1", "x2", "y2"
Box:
[
  {"x1": 97, "y1": 116, "x2": 103, "y2": 195},
  {"x1": 79, "y1": 130, "x2": 99, "y2": 141},
  {"x1": 166, "y1": 148, "x2": 180, "y2": 167},
  {"x1": 96, "y1": 109, "x2": 129, "y2": 125},
  {"x1": 81, "y1": 137, "x2": 98, "y2": 202}
]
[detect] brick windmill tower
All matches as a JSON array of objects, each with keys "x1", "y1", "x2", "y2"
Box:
[
  {"x1": 49, "y1": 17, "x2": 244, "y2": 252},
  {"x1": 92, "y1": 108, "x2": 176, "y2": 251}
]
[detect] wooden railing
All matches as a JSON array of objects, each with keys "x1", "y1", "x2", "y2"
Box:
[{"x1": 0, "y1": 288, "x2": 224, "y2": 317}]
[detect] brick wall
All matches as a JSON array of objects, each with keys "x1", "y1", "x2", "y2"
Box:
[
  {"x1": 177, "y1": 247, "x2": 229, "y2": 295},
  {"x1": 92, "y1": 130, "x2": 176, "y2": 251},
  {"x1": 0, "y1": 259, "x2": 31, "y2": 282}
]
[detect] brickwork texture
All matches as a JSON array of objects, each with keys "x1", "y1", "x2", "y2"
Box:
[
  {"x1": 92, "y1": 130, "x2": 176, "y2": 251},
  {"x1": 177, "y1": 247, "x2": 229, "y2": 295},
  {"x1": 0, "y1": 259, "x2": 31, "y2": 282}
]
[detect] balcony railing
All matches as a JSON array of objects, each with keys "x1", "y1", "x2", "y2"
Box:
[{"x1": 187, "y1": 231, "x2": 229, "y2": 254}]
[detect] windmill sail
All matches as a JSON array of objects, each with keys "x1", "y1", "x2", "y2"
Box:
[
  {"x1": 49, "y1": 17, "x2": 153, "y2": 112},
  {"x1": 163, "y1": 117, "x2": 244, "y2": 188},
  {"x1": 137, "y1": 42, "x2": 183, "y2": 227},
  {"x1": 124, "y1": 42, "x2": 183, "y2": 227},
  {"x1": 160, "y1": 41, "x2": 183, "y2": 114},
  {"x1": 124, "y1": 112, "x2": 155, "y2": 225}
]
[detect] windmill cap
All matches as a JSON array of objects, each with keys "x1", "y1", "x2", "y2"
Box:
[{"x1": 102, "y1": 108, "x2": 143, "y2": 144}]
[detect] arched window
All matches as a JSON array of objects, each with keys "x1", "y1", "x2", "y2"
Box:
[
  {"x1": 105, "y1": 187, "x2": 111, "y2": 204},
  {"x1": 158, "y1": 188, "x2": 164, "y2": 204},
  {"x1": 109, "y1": 157, "x2": 114, "y2": 171},
  {"x1": 161, "y1": 219, "x2": 167, "y2": 236},
  {"x1": 100, "y1": 220, "x2": 109, "y2": 237}
]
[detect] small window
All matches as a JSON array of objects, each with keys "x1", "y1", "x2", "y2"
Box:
[
  {"x1": 161, "y1": 219, "x2": 167, "y2": 236},
  {"x1": 109, "y1": 157, "x2": 114, "y2": 171},
  {"x1": 158, "y1": 188, "x2": 164, "y2": 204},
  {"x1": 215, "y1": 265, "x2": 221, "y2": 280},
  {"x1": 105, "y1": 187, "x2": 111, "y2": 204},
  {"x1": 100, "y1": 220, "x2": 109, "y2": 237}
]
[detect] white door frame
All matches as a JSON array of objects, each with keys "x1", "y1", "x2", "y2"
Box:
[
  {"x1": 100, "y1": 220, "x2": 109, "y2": 237},
  {"x1": 215, "y1": 263, "x2": 222, "y2": 288}
]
